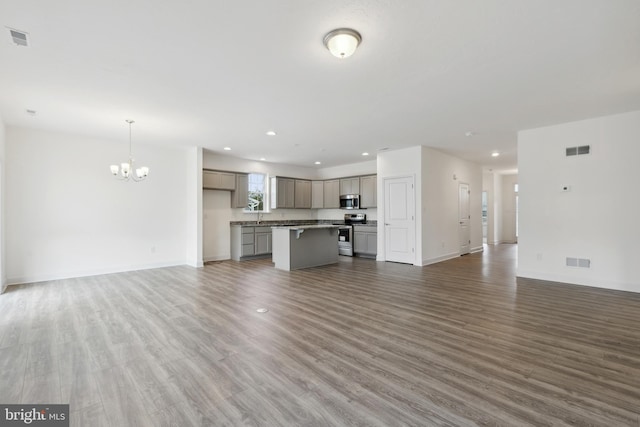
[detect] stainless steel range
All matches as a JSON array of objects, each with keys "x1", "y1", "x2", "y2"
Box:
[{"x1": 336, "y1": 213, "x2": 366, "y2": 256}]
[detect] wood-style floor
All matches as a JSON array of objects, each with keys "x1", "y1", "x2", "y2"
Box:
[{"x1": 1, "y1": 244, "x2": 640, "y2": 426}]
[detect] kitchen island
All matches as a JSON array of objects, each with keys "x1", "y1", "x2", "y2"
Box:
[{"x1": 271, "y1": 224, "x2": 340, "y2": 271}]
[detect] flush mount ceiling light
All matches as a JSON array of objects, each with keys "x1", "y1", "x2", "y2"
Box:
[
  {"x1": 323, "y1": 28, "x2": 361, "y2": 58},
  {"x1": 110, "y1": 120, "x2": 149, "y2": 182}
]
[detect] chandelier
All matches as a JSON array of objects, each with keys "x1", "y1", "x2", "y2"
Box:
[{"x1": 110, "y1": 119, "x2": 149, "y2": 181}]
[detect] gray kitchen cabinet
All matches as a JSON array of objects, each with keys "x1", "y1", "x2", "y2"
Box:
[
  {"x1": 323, "y1": 180, "x2": 340, "y2": 208},
  {"x1": 340, "y1": 177, "x2": 360, "y2": 195},
  {"x1": 203, "y1": 170, "x2": 236, "y2": 190},
  {"x1": 311, "y1": 181, "x2": 324, "y2": 209},
  {"x1": 255, "y1": 226, "x2": 272, "y2": 254},
  {"x1": 231, "y1": 225, "x2": 272, "y2": 260},
  {"x1": 359, "y1": 175, "x2": 377, "y2": 208},
  {"x1": 241, "y1": 227, "x2": 255, "y2": 257},
  {"x1": 294, "y1": 180, "x2": 312, "y2": 208},
  {"x1": 354, "y1": 225, "x2": 377, "y2": 257},
  {"x1": 271, "y1": 177, "x2": 295, "y2": 209},
  {"x1": 231, "y1": 173, "x2": 249, "y2": 208}
]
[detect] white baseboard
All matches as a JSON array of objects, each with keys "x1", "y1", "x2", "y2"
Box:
[
  {"x1": 6, "y1": 260, "x2": 187, "y2": 286},
  {"x1": 203, "y1": 255, "x2": 230, "y2": 263},
  {"x1": 516, "y1": 269, "x2": 640, "y2": 294},
  {"x1": 422, "y1": 251, "x2": 460, "y2": 266},
  {"x1": 470, "y1": 246, "x2": 483, "y2": 253}
]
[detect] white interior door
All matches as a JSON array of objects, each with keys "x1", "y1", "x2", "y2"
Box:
[
  {"x1": 459, "y1": 182, "x2": 470, "y2": 255},
  {"x1": 384, "y1": 176, "x2": 415, "y2": 264}
]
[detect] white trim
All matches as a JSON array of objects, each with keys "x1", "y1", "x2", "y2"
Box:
[
  {"x1": 203, "y1": 255, "x2": 230, "y2": 263},
  {"x1": 470, "y1": 245, "x2": 484, "y2": 253},
  {"x1": 516, "y1": 269, "x2": 639, "y2": 293},
  {"x1": 6, "y1": 260, "x2": 188, "y2": 286},
  {"x1": 422, "y1": 251, "x2": 460, "y2": 266}
]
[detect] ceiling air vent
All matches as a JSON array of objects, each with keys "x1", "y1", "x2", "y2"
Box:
[
  {"x1": 8, "y1": 28, "x2": 29, "y2": 47},
  {"x1": 565, "y1": 145, "x2": 590, "y2": 156}
]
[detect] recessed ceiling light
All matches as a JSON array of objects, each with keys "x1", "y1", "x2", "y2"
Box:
[
  {"x1": 362, "y1": 152, "x2": 369, "y2": 156},
  {"x1": 465, "y1": 131, "x2": 475, "y2": 137},
  {"x1": 314, "y1": 161, "x2": 321, "y2": 165},
  {"x1": 260, "y1": 157, "x2": 266, "y2": 161},
  {"x1": 491, "y1": 151, "x2": 500, "y2": 157},
  {"x1": 223, "y1": 147, "x2": 231, "y2": 151},
  {"x1": 266, "y1": 130, "x2": 277, "y2": 136}
]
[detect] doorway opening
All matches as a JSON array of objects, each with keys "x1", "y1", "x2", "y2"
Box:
[{"x1": 482, "y1": 191, "x2": 488, "y2": 244}]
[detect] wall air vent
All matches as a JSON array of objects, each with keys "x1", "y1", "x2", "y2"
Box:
[
  {"x1": 566, "y1": 257, "x2": 591, "y2": 268},
  {"x1": 7, "y1": 28, "x2": 29, "y2": 47},
  {"x1": 565, "y1": 145, "x2": 590, "y2": 156}
]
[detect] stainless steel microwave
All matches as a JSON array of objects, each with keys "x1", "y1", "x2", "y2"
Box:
[{"x1": 340, "y1": 194, "x2": 360, "y2": 210}]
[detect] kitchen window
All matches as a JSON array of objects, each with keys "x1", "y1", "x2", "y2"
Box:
[{"x1": 245, "y1": 173, "x2": 267, "y2": 212}]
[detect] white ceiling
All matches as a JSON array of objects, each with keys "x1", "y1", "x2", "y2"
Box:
[{"x1": 1, "y1": 1, "x2": 639, "y2": 171}]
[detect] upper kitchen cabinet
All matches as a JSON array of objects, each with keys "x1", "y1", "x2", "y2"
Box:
[
  {"x1": 359, "y1": 175, "x2": 377, "y2": 208},
  {"x1": 323, "y1": 180, "x2": 340, "y2": 208},
  {"x1": 340, "y1": 177, "x2": 360, "y2": 195},
  {"x1": 270, "y1": 177, "x2": 295, "y2": 209},
  {"x1": 295, "y1": 180, "x2": 312, "y2": 209},
  {"x1": 203, "y1": 170, "x2": 236, "y2": 190},
  {"x1": 231, "y1": 173, "x2": 249, "y2": 208},
  {"x1": 311, "y1": 181, "x2": 324, "y2": 209}
]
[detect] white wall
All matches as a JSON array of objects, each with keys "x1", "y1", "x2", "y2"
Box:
[
  {"x1": 0, "y1": 116, "x2": 5, "y2": 293},
  {"x1": 186, "y1": 147, "x2": 203, "y2": 267},
  {"x1": 518, "y1": 110, "x2": 640, "y2": 292},
  {"x1": 316, "y1": 160, "x2": 377, "y2": 180},
  {"x1": 421, "y1": 147, "x2": 483, "y2": 265},
  {"x1": 377, "y1": 147, "x2": 421, "y2": 264},
  {"x1": 500, "y1": 174, "x2": 518, "y2": 243},
  {"x1": 5, "y1": 127, "x2": 190, "y2": 284}
]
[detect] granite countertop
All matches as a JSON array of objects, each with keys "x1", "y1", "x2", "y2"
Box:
[
  {"x1": 271, "y1": 224, "x2": 341, "y2": 230},
  {"x1": 230, "y1": 220, "x2": 376, "y2": 226}
]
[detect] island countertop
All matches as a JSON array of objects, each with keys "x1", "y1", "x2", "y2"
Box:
[{"x1": 270, "y1": 224, "x2": 341, "y2": 231}]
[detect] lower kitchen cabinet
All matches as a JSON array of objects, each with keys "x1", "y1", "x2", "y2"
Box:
[
  {"x1": 231, "y1": 225, "x2": 273, "y2": 260},
  {"x1": 353, "y1": 225, "x2": 377, "y2": 257},
  {"x1": 255, "y1": 227, "x2": 272, "y2": 255}
]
